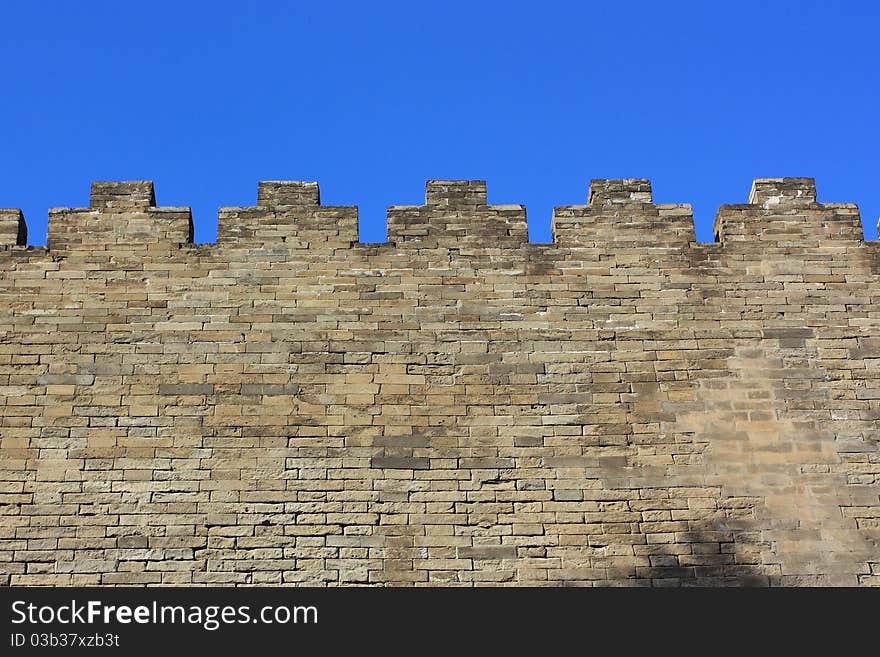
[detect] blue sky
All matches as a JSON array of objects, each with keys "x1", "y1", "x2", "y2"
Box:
[{"x1": 1, "y1": 1, "x2": 878, "y2": 244}]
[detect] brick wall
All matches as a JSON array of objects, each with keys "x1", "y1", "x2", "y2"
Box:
[{"x1": 0, "y1": 177, "x2": 878, "y2": 585}]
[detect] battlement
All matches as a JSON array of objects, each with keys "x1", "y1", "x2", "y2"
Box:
[
  {"x1": 387, "y1": 180, "x2": 527, "y2": 247},
  {"x1": 1, "y1": 177, "x2": 876, "y2": 254},
  {"x1": 218, "y1": 181, "x2": 356, "y2": 245},
  {"x1": 424, "y1": 180, "x2": 488, "y2": 206},
  {"x1": 257, "y1": 181, "x2": 321, "y2": 206},
  {"x1": 1, "y1": 173, "x2": 879, "y2": 589},
  {"x1": 587, "y1": 178, "x2": 653, "y2": 205},
  {"x1": 748, "y1": 177, "x2": 816, "y2": 207},
  {"x1": 0, "y1": 208, "x2": 27, "y2": 247},
  {"x1": 713, "y1": 177, "x2": 864, "y2": 242},
  {"x1": 552, "y1": 178, "x2": 695, "y2": 246},
  {"x1": 89, "y1": 180, "x2": 156, "y2": 209},
  {"x1": 42, "y1": 181, "x2": 193, "y2": 251}
]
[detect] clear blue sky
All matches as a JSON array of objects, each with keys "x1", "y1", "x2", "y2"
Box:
[{"x1": 2, "y1": 1, "x2": 878, "y2": 244}]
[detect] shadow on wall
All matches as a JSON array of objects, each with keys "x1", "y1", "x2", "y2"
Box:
[{"x1": 627, "y1": 516, "x2": 772, "y2": 587}]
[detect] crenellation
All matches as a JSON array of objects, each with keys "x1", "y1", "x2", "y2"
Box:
[
  {"x1": 712, "y1": 178, "x2": 867, "y2": 243},
  {"x1": 257, "y1": 180, "x2": 321, "y2": 207},
  {"x1": 425, "y1": 180, "x2": 487, "y2": 207},
  {"x1": 387, "y1": 180, "x2": 528, "y2": 247},
  {"x1": 1, "y1": 175, "x2": 879, "y2": 587},
  {"x1": 9, "y1": 177, "x2": 878, "y2": 253},
  {"x1": 217, "y1": 181, "x2": 357, "y2": 245},
  {"x1": 45, "y1": 181, "x2": 192, "y2": 251},
  {"x1": 90, "y1": 181, "x2": 156, "y2": 209},
  {"x1": 47, "y1": 206, "x2": 193, "y2": 251},
  {"x1": 551, "y1": 203, "x2": 696, "y2": 246},
  {"x1": 747, "y1": 177, "x2": 817, "y2": 208},
  {"x1": 587, "y1": 178, "x2": 653, "y2": 205},
  {"x1": 217, "y1": 211, "x2": 358, "y2": 246},
  {"x1": 0, "y1": 208, "x2": 27, "y2": 247},
  {"x1": 552, "y1": 180, "x2": 694, "y2": 246}
]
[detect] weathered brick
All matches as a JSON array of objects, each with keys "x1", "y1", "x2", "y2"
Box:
[{"x1": 0, "y1": 177, "x2": 877, "y2": 588}]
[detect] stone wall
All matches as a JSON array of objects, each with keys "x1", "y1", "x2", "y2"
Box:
[{"x1": 0, "y1": 177, "x2": 878, "y2": 586}]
